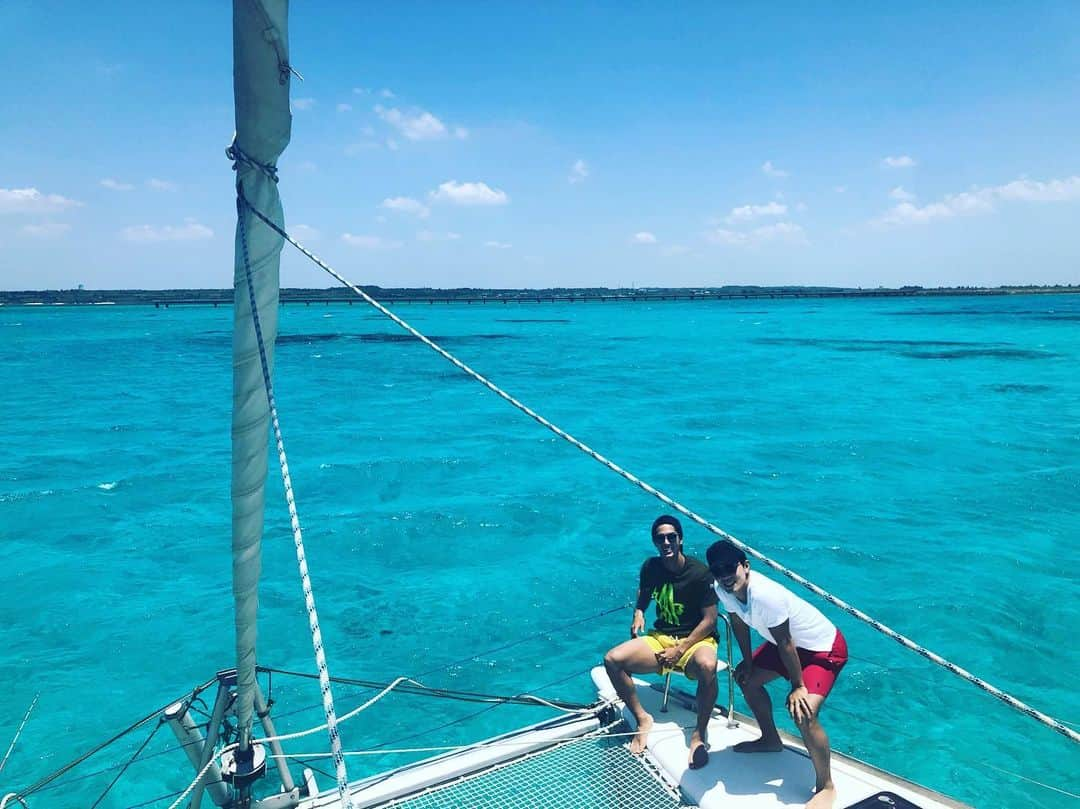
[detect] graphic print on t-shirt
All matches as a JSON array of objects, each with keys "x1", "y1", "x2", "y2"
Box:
[{"x1": 653, "y1": 582, "x2": 685, "y2": 626}]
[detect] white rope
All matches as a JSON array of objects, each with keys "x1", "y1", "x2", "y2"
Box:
[
  {"x1": 255, "y1": 677, "x2": 415, "y2": 745},
  {"x1": 164, "y1": 744, "x2": 236, "y2": 809},
  {"x1": 0, "y1": 694, "x2": 38, "y2": 775},
  {"x1": 0, "y1": 794, "x2": 28, "y2": 809},
  {"x1": 981, "y1": 762, "x2": 1080, "y2": 800},
  {"x1": 233, "y1": 185, "x2": 1080, "y2": 747},
  {"x1": 236, "y1": 193, "x2": 354, "y2": 808}
]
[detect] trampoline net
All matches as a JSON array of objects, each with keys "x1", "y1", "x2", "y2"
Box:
[{"x1": 371, "y1": 723, "x2": 696, "y2": 809}]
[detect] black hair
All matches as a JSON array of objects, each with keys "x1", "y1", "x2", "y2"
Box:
[
  {"x1": 706, "y1": 539, "x2": 747, "y2": 572},
  {"x1": 651, "y1": 514, "x2": 683, "y2": 538}
]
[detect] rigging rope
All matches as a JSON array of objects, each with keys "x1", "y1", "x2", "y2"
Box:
[
  {"x1": 0, "y1": 694, "x2": 37, "y2": 776},
  {"x1": 236, "y1": 189, "x2": 354, "y2": 808},
  {"x1": 88, "y1": 719, "x2": 163, "y2": 809},
  {"x1": 266, "y1": 603, "x2": 628, "y2": 725},
  {"x1": 5, "y1": 682, "x2": 213, "y2": 803},
  {"x1": 258, "y1": 667, "x2": 592, "y2": 712},
  {"x1": 231, "y1": 170, "x2": 1079, "y2": 746}
]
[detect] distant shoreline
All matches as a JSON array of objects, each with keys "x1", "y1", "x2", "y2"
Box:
[{"x1": 0, "y1": 285, "x2": 1077, "y2": 307}]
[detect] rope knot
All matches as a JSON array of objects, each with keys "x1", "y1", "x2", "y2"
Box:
[{"x1": 226, "y1": 141, "x2": 279, "y2": 183}]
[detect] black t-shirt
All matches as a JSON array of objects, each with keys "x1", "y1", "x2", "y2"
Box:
[{"x1": 637, "y1": 555, "x2": 719, "y2": 638}]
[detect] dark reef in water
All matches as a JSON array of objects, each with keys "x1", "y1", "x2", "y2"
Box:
[{"x1": 752, "y1": 337, "x2": 1060, "y2": 361}]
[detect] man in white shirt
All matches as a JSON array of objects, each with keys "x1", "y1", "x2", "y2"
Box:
[{"x1": 706, "y1": 540, "x2": 848, "y2": 809}]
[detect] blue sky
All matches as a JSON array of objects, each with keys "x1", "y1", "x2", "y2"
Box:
[{"x1": 2, "y1": 1, "x2": 1079, "y2": 290}]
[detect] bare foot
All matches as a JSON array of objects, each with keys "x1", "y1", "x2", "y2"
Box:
[
  {"x1": 733, "y1": 737, "x2": 783, "y2": 753},
  {"x1": 629, "y1": 713, "x2": 654, "y2": 755},
  {"x1": 688, "y1": 730, "x2": 709, "y2": 769},
  {"x1": 804, "y1": 785, "x2": 835, "y2": 809}
]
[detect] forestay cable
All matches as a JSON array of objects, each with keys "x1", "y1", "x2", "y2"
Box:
[
  {"x1": 230, "y1": 171, "x2": 1079, "y2": 746},
  {"x1": 237, "y1": 191, "x2": 354, "y2": 808}
]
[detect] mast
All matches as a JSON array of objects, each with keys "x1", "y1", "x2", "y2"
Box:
[{"x1": 230, "y1": 0, "x2": 291, "y2": 758}]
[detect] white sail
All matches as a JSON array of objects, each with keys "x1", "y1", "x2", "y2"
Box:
[{"x1": 230, "y1": 0, "x2": 291, "y2": 747}]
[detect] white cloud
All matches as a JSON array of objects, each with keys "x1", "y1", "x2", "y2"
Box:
[
  {"x1": 417, "y1": 230, "x2": 461, "y2": 242},
  {"x1": 882, "y1": 155, "x2": 916, "y2": 168},
  {"x1": 762, "y1": 160, "x2": 788, "y2": 178},
  {"x1": 889, "y1": 186, "x2": 916, "y2": 202},
  {"x1": 834, "y1": 185, "x2": 847, "y2": 193},
  {"x1": 632, "y1": 231, "x2": 657, "y2": 244},
  {"x1": 381, "y1": 196, "x2": 430, "y2": 218},
  {"x1": 22, "y1": 223, "x2": 71, "y2": 238},
  {"x1": 375, "y1": 105, "x2": 452, "y2": 141},
  {"x1": 147, "y1": 178, "x2": 177, "y2": 192},
  {"x1": 100, "y1": 178, "x2": 134, "y2": 191},
  {"x1": 291, "y1": 97, "x2": 316, "y2": 111},
  {"x1": 707, "y1": 222, "x2": 806, "y2": 247},
  {"x1": 874, "y1": 175, "x2": 1080, "y2": 227},
  {"x1": 341, "y1": 233, "x2": 402, "y2": 249},
  {"x1": 484, "y1": 241, "x2": 512, "y2": 249},
  {"x1": 428, "y1": 180, "x2": 509, "y2": 206},
  {"x1": 289, "y1": 224, "x2": 321, "y2": 242},
  {"x1": 569, "y1": 159, "x2": 589, "y2": 184},
  {"x1": 121, "y1": 220, "x2": 213, "y2": 242},
  {"x1": 454, "y1": 126, "x2": 469, "y2": 140},
  {"x1": 337, "y1": 103, "x2": 353, "y2": 112},
  {"x1": 353, "y1": 87, "x2": 369, "y2": 96},
  {"x1": 725, "y1": 201, "x2": 787, "y2": 224},
  {"x1": 380, "y1": 88, "x2": 395, "y2": 98},
  {"x1": 0, "y1": 187, "x2": 83, "y2": 214}
]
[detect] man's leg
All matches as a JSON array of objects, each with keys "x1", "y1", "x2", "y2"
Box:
[
  {"x1": 733, "y1": 665, "x2": 784, "y2": 752},
  {"x1": 683, "y1": 645, "x2": 718, "y2": 768},
  {"x1": 796, "y1": 694, "x2": 835, "y2": 809},
  {"x1": 603, "y1": 638, "x2": 662, "y2": 754}
]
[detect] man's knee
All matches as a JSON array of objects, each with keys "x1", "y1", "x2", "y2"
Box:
[
  {"x1": 604, "y1": 645, "x2": 632, "y2": 671},
  {"x1": 689, "y1": 650, "x2": 718, "y2": 683}
]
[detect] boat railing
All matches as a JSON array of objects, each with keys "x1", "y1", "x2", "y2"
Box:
[{"x1": 658, "y1": 613, "x2": 737, "y2": 729}]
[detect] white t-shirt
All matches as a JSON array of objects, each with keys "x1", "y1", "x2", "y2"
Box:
[{"x1": 714, "y1": 571, "x2": 836, "y2": 652}]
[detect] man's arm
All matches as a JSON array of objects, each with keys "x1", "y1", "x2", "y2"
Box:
[
  {"x1": 631, "y1": 586, "x2": 651, "y2": 638},
  {"x1": 730, "y1": 612, "x2": 755, "y2": 683},
  {"x1": 656, "y1": 604, "x2": 718, "y2": 666},
  {"x1": 769, "y1": 620, "x2": 813, "y2": 723}
]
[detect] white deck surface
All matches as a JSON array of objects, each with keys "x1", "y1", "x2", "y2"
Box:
[{"x1": 590, "y1": 666, "x2": 968, "y2": 809}]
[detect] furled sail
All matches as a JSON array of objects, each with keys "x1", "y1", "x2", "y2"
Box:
[{"x1": 230, "y1": 0, "x2": 291, "y2": 748}]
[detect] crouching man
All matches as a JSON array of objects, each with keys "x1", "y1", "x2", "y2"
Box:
[
  {"x1": 707, "y1": 539, "x2": 848, "y2": 809},
  {"x1": 604, "y1": 515, "x2": 719, "y2": 769}
]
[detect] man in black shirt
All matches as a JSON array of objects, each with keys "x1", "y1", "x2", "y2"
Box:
[{"x1": 603, "y1": 514, "x2": 719, "y2": 768}]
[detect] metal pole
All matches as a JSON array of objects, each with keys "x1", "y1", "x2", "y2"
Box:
[{"x1": 163, "y1": 701, "x2": 231, "y2": 807}]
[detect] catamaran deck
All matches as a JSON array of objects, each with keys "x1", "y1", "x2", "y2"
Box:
[{"x1": 295, "y1": 667, "x2": 968, "y2": 809}]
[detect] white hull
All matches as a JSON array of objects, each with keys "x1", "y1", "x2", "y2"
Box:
[{"x1": 288, "y1": 668, "x2": 968, "y2": 809}]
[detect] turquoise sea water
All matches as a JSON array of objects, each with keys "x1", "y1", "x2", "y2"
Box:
[{"x1": 1, "y1": 294, "x2": 1078, "y2": 808}]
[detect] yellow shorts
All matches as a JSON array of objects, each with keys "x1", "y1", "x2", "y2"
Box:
[{"x1": 641, "y1": 632, "x2": 718, "y2": 680}]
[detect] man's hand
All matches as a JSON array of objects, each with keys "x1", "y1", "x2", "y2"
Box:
[
  {"x1": 630, "y1": 611, "x2": 645, "y2": 638},
  {"x1": 786, "y1": 685, "x2": 813, "y2": 724},
  {"x1": 734, "y1": 659, "x2": 754, "y2": 686},
  {"x1": 656, "y1": 644, "x2": 684, "y2": 669}
]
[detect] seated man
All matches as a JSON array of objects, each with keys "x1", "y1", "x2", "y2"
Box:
[
  {"x1": 603, "y1": 515, "x2": 719, "y2": 768},
  {"x1": 706, "y1": 539, "x2": 848, "y2": 809}
]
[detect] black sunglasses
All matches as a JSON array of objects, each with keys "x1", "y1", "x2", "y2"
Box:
[{"x1": 652, "y1": 531, "x2": 680, "y2": 545}]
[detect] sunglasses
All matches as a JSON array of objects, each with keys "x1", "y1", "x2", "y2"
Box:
[{"x1": 652, "y1": 531, "x2": 680, "y2": 545}]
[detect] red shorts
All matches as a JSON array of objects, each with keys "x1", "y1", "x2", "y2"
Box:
[{"x1": 752, "y1": 629, "x2": 848, "y2": 697}]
